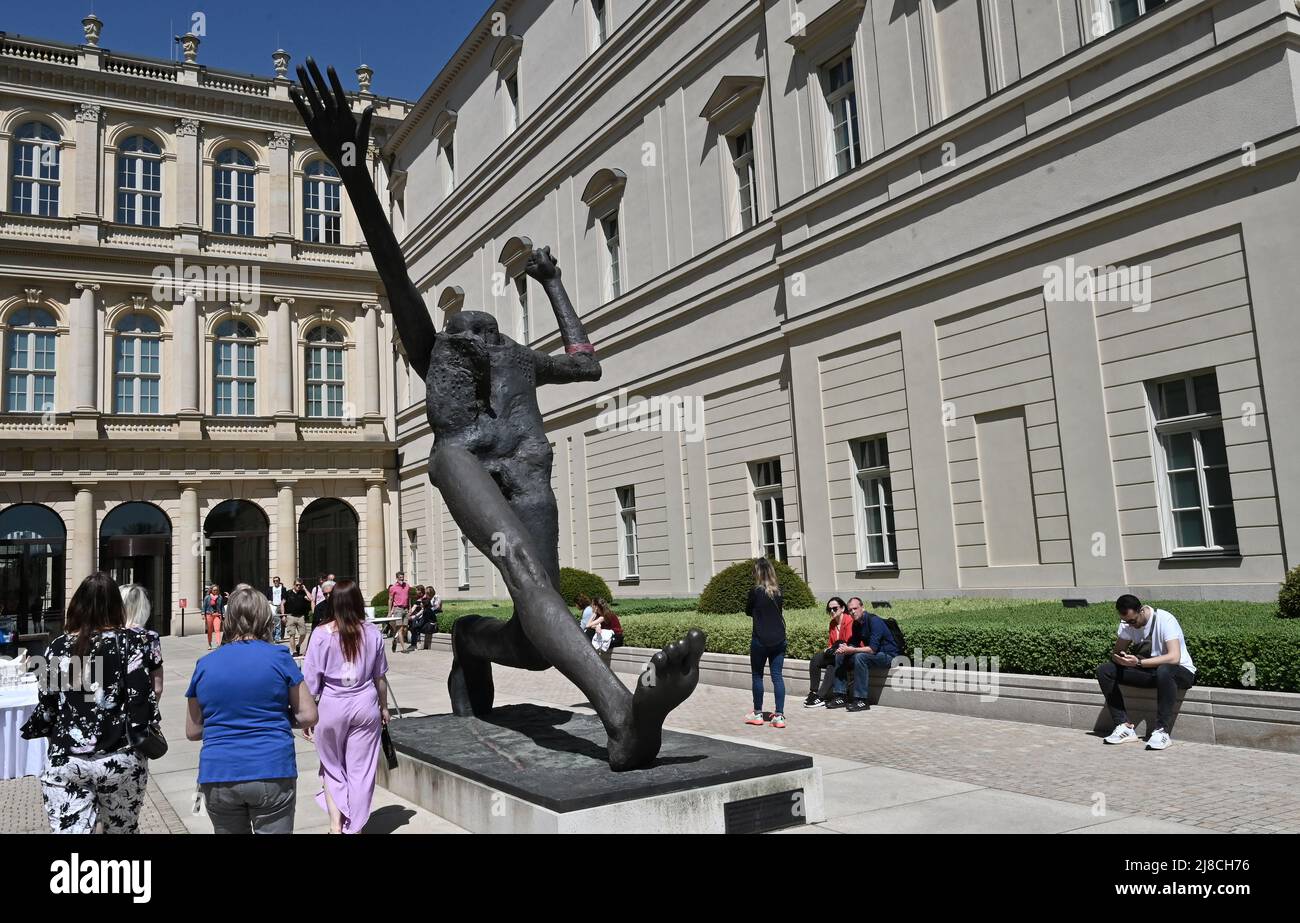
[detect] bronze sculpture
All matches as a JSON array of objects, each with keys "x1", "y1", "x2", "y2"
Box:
[{"x1": 291, "y1": 60, "x2": 705, "y2": 770}]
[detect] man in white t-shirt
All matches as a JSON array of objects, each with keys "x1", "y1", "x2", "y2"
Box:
[{"x1": 1096, "y1": 594, "x2": 1196, "y2": 750}]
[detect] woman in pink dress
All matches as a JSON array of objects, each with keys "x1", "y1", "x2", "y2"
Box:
[{"x1": 302, "y1": 579, "x2": 389, "y2": 834}]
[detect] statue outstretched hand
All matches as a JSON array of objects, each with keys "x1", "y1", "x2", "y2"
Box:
[
  {"x1": 525, "y1": 246, "x2": 562, "y2": 283},
  {"x1": 289, "y1": 58, "x2": 373, "y2": 182}
]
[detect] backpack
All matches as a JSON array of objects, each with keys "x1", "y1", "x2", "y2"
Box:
[{"x1": 882, "y1": 617, "x2": 908, "y2": 657}]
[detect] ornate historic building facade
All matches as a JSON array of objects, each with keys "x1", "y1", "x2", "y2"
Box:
[
  {"x1": 387, "y1": 0, "x2": 1299, "y2": 603},
  {"x1": 0, "y1": 16, "x2": 410, "y2": 636}
]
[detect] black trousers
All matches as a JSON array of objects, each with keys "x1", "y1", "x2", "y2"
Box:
[
  {"x1": 808, "y1": 649, "x2": 837, "y2": 698},
  {"x1": 1095, "y1": 661, "x2": 1196, "y2": 731}
]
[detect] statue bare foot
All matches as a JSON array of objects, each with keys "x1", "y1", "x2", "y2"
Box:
[{"x1": 607, "y1": 629, "x2": 706, "y2": 771}]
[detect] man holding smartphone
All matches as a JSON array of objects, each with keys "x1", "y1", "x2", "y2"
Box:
[{"x1": 1095, "y1": 594, "x2": 1196, "y2": 750}]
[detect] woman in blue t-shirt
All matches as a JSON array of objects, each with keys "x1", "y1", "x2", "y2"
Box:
[
  {"x1": 185, "y1": 585, "x2": 318, "y2": 834},
  {"x1": 744, "y1": 557, "x2": 787, "y2": 729}
]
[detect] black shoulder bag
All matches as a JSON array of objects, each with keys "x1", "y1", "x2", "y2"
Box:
[{"x1": 115, "y1": 632, "x2": 169, "y2": 760}]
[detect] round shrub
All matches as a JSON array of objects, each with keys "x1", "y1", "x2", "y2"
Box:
[
  {"x1": 696, "y1": 559, "x2": 816, "y2": 614},
  {"x1": 371, "y1": 588, "x2": 388, "y2": 609},
  {"x1": 1279, "y1": 565, "x2": 1300, "y2": 619},
  {"x1": 558, "y1": 567, "x2": 613, "y2": 606}
]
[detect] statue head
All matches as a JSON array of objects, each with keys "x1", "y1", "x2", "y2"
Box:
[{"x1": 445, "y1": 310, "x2": 503, "y2": 346}]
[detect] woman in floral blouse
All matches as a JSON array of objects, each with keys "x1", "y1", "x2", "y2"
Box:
[{"x1": 23, "y1": 573, "x2": 162, "y2": 834}]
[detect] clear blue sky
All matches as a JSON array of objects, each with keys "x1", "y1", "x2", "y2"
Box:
[{"x1": 2, "y1": 0, "x2": 494, "y2": 101}]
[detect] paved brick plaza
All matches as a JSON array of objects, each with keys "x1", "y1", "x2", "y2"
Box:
[{"x1": 4, "y1": 632, "x2": 1297, "y2": 834}]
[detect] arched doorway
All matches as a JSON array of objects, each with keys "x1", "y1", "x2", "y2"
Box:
[
  {"x1": 0, "y1": 504, "x2": 66, "y2": 639},
  {"x1": 204, "y1": 500, "x2": 268, "y2": 594},
  {"x1": 298, "y1": 498, "x2": 358, "y2": 582},
  {"x1": 100, "y1": 502, "x2": 172, "y2": 636}
]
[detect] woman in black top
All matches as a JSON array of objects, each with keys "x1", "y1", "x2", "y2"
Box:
[
  {"x1": 744, "y1": 557, "x2": 787, "y2": 728},
  {"x1": 22, "y1": 573, "x2": 161, "y2": 833}
]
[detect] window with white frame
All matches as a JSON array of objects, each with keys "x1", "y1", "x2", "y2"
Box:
[
  {"x1": 1107, "y1": 0, "x2": 1167, "y2": 31},
  {"x1": 4, "y1": 307, "x2": 57, "y2": 414},
  {"x1": 116, "y1": 136, "x2": 162, "y2": 226},
  {"x1": 213, "y1": 319, "x2": 257, "y2": 416},
  {"x1": 1150, "y1": 371, "x2": 1237, "y2": 553},
  {"x1": 751, "y1": 459, "x2": 788, "y2": 562},
  {"x1": 11, "y1": 122, "x2": 61, "y2": 216},
  {"x1": 601, "y1": 210, "x2": 622, "y2": 301},
  {"x1": 728, "y1": 127, "x2": 758, "y2": 233},
  {"x1": 303, "y1": 160, "x2": 342, "y2": 244},
  {"x1": 504, "y1": 67, "x2": 521, "y2": 135},
  {"x1": 590, "y1": 0, "x2": 611, "y2": 52},
  {"x1": 514, "y1": 274, "x2": 531, "y2": 343},
  {"x1": 305, "y1": 324, "x2": 345, "y2": 418},
  {"x1": 113, "y1": 314, "x2": 161, "y2": 414},
  {"x1": 214, "y1": 148, "x2": 255, "y2": 236},
  {"x1": 457, "y1": 532, "x2": 471, "y2": 588},
  {"x1": 616, "y1": 486, "x2": 639, "y2": 578},
  {"x1": 852, "y1": 437, "x2": 896, "y2": 568},
  {"x1": 820, "y1": 51, "x2": 862, "y2": 178},
  {"x1": 440, "y1": 132, "x2": 457, "y2": 197}
]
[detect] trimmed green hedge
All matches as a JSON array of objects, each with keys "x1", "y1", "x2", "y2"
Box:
[
  {"x1": 1279, "y1": 565, "x2": 1300, "y2": 619},
  {"x1": 697, "y1": 559, "x2": 816, "y2": 614},
  {"x1": 558, "y1": 568, "x2": 613, "y2": 606},
  {"x1": 400, "y1": 597, "x2": 1300, "y2": 693}
]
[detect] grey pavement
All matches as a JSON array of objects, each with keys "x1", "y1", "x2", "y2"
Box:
[{"x1": 5, "y1": 630, "x2": 1298, "y2": 833}]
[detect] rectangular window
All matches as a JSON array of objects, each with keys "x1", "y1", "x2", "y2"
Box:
[
  {"x1": 751, "y1": 459, "x2": 788, "y2": 562},
  {"x1": 601, "y1": 211, "x2": 622, "y2": 301},
  {"x1": 441, "y1": 135, "x2": 457, "y2": 197},
  {"x1": 616, "y1": 486, "x2": 639, "y2": 578},
  {"x1": 591, "y1": 0, "x2": 610, "y2": 51},
  {"x1": 852, "y1": 437, "x2": 896, "y2": 568},
  {"x1": 505, "y1": 69, "x2": 521, "y2": 134},
  {"x1": 515, "y1": 274, "x2": 530, "y2": 343},
  {"x1": 729, "y1": 128, "x2": 758, "y2": 233},
  {"x1": 1108, "y1": 0, "x2": 1167, "y2": 30},
  {"x1": 820, "y1": 51, "x2": 862, "y2": 178},
  {"x1": 457, "y1": 532, "x2": 471, "y2": 589},
  {"x1": 1150, "y1": 371, "x2": 1237, "y2": 553}
]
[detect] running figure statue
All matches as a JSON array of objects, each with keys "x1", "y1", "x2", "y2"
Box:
[{"x1": 291, "y1": 60, "x2": 705, "y2": 770}]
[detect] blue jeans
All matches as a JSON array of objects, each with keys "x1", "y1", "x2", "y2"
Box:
[
  {"x1": 750, "y1": 639, "x2": 786, "y2": 714},
  {"x1": 833, "y1": 651, "x2": 894, "y2": 700}
]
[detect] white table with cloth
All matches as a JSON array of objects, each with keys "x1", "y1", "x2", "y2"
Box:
[{"x1": 0, "y1": 681, "x2": 47, "y2": 779}]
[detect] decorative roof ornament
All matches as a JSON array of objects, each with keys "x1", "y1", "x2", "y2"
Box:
[
  {"x1": 356, "y1": 63, "x2": 374, "y2": 95},
  {"x1": 272, "y1": 49, "x2": 291, "y2": 78},
  {"x1": 81, "y1": 13, "x2": 103, "y2": 48},
  {"x1": 179, "y1": 31, "x2": 200, "y2": 64}
]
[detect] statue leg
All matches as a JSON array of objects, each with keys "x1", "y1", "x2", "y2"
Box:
[{"x1": 432, "y1": 445, "x2": 706, "y2": 770}]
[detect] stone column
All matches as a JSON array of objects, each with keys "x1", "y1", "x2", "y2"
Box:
[
  {"x1": 365, "y1": 479, "x2": 386, "y2": 598},
  {"x1": 72, "y1": 482, "x2": 96, "y2": 584},
  {"x1": 178, "y1": 481, "x2": 201, "y2": 636},
  {"x1": 175, "y1": 118, "x2": 201, "y2": 232},
  {"x1": 361, "y1": 303, "x2": 381, "y2": 418},
  {"x1": 273, "y1": 297, "x2": 295, "y2": 436},
  {"x1": 268, "y1": 131, "x2": 292, "y2": 239},
  {"x1": 175, "y1": 290, "x2": 200, "y2": 415},
  {"x1": 71, "y1": 283, "x2": 99, "y2": 414},
  {"x1": 73, "y1": 103, "x2": 102, "y2": 220},
  {"x1": 276, "y1": 480, "x2": 297, "y2": 582}
]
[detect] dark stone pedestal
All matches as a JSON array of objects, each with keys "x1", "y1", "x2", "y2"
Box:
[{"x1": 380, "y1": 704, "x2": 824, "y2": 833}]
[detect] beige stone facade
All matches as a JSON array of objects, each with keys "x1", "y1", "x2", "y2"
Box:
[
  {"x1": 0, "y1": 23, "x2": 411, "y2": 635},
  {"x1": 388, "y1": 0, "x2": 1299, "y2": 603}
]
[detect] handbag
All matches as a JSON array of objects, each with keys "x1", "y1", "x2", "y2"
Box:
[
  {"x1": 380, "y1": 725, "x2": 399, "y2": 770},
  {"x1": 115, "y1": 632, "x2": 169, "y2": 760}
]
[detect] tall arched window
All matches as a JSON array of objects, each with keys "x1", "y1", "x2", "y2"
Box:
[
  {"x1": 11, "y1": 122, "x2": 61, "y2": 216},
  {"x1": 114, "y1": 314, "x2": 162, "y2": 414},
  {"x1": 213, "y1": 319, "x2": 256, "y2": 416},
  {"x1": 4, "y1": 308, "x2": 57, "y2": 414},
  {"x1": 305, "y1": 324, "x2": 345, "y2": 418},
  {"x1": 116, "y1": 136, "x2": 162, "y2": 226},
  {"x1": 303, "y1": 160, "x2": 341, "y2": 244},
  {"x1": 214, "y1": 148, "x2": 255, "y2": 236}
]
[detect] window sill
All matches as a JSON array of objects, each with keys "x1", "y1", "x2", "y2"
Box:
[
  {"x1": 1160, "y1": 551, "x2": 1242, "y2": 564},
  {"x1": 856, "y1": 566, "x2": 899, "y2": 576},
  {"x1": 618, "y1": 576, "x2": 640, "y2": 586}
]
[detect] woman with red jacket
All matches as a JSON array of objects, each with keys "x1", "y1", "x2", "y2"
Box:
[{"x1": 804, "y1": 597, "x2": 852, "y2": 708}]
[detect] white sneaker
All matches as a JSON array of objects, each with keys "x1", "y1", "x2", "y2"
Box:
[
  {"x1": 1104, "y1": 724, "x2": 1141, "y2": 744},
  {"x1": 1147, "y1": 729, "x2": 1172, "y2": 750}
]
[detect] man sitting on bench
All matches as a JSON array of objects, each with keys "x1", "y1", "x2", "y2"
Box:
[
  {"x1": 825, "y1": 598, "x2": 899, "y2": 714},
  {"x1": 1096, "y1": 594, "x2": 1196, "y2": 751}
]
